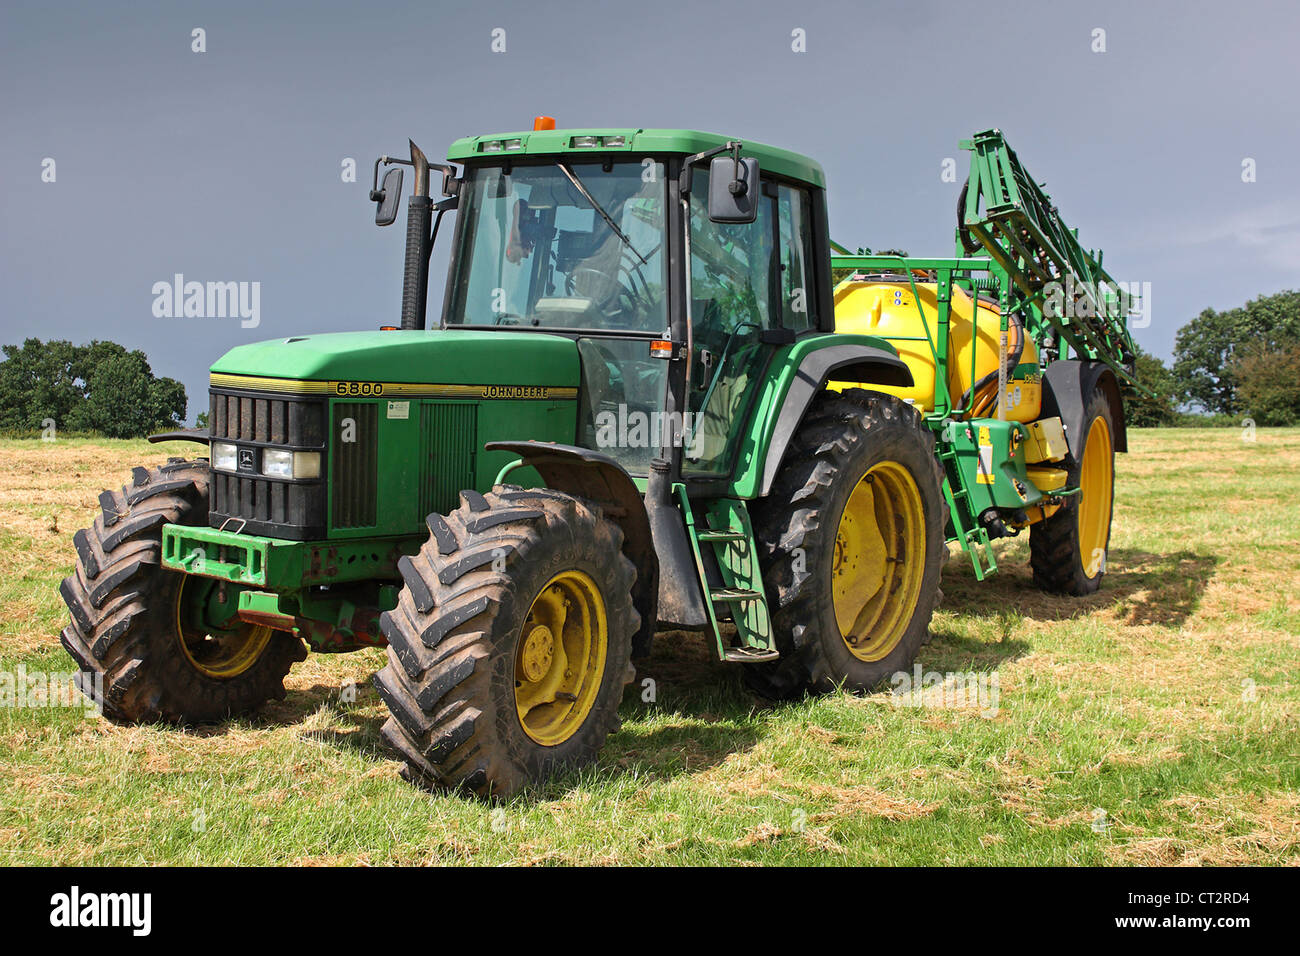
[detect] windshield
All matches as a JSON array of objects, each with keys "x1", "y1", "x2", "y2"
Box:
[{"x1": 445, "y1": 161, "x2": 668, "y2": 333}]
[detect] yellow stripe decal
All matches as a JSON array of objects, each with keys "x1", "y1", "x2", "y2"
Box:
[{"x1": 210, "y1": 373, "x2": 577, "y2": 400}]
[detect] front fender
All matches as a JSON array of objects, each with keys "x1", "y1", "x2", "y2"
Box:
[{"x1": 484, "y1": 441, "x2": 659, "y2": 656}]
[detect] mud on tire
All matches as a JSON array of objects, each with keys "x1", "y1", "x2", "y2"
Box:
[
  {"x1": 373, "y1": 486, "x2": 638, "y2": 799},
  {"x1": 59, "y1": 458, "x2": 306, "y2": 723}
]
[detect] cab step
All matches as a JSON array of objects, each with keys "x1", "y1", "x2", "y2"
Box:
[{"x1": 678, "y1": 489, "x2": 778, "y2": 663}]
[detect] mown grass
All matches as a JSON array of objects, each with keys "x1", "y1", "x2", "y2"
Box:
[{"x1": 0, "y1": 430, "x2": 1296, "y2": 865}]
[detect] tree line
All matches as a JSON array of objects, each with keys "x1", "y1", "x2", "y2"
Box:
[
  {"x1": 0, "y1": 339, "x2": 186, "y2": 439},
  {"x1": 0, "y1": 290, "x2": 1297, "y2": 437},
  {"x1": 1126, "y1": 288, "x2": 1300, "y2": 427}
]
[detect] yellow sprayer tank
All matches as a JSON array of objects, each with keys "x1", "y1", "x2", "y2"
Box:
[{"x1": 832, "y1": 279, "x2": 1042, "y2": 421}]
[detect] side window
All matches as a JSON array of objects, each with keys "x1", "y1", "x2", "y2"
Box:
[
  {"x1": 776, "y1": 184, "x2": 816, "y2": 332},
  {"x1": 689, "y1": 174, "x2": 774, "y2": 337}
]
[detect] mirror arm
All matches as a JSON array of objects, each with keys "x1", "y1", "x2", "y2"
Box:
[
  {"x1": 678, "y1": 140, "x2": 741, "y2": 197},
  {"x1": 728, "y1": 142, "x2": 747, "y2": 196},
  {"x1": 371, "y1": 154, "x2": 461, "y2": 200}
]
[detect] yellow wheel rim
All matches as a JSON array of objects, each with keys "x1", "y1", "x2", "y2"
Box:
[
  {"x1": 1077, "y1": 415, "x2": 1113, "y2": 578},
  {"x1": 832, "y1": 462, "x2": 927, "y2": 663},
  {"x1": 514, "y1": 570, "x2": 608, "y2": 747},
  {"x1": 173, "y1": 577, "x2": 273, "y2": 680}
]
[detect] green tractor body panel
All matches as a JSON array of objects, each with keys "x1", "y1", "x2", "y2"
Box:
[{"x1": 204, "y1": 329, "x2": 582, "y2": 544}]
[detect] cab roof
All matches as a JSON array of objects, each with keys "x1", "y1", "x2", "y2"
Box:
[{"x1": 445, "y1": 128, "x2": 825, "y2": 189}]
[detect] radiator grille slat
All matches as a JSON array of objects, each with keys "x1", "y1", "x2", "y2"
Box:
[
  {"x1": 419, "y1": 402, "x2": 477, "y2": 519},
  {"x1": 332, "y1": 402, "x2": 379, "y2": 528}
]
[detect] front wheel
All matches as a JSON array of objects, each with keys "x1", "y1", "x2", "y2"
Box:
[
  {"x1": 373, "y1": 487, "x2": 638, "y2": 798},
  {"x1": 59, "y1": 458, "x2": 306, "y2": 722},
  {"x1": 747, "y1": 390, "x2": 948, "y2": 699}
]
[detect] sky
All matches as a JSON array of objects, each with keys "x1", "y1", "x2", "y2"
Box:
[{"x1": 3, "y1": 0, "x2": 1298, "y2": 423}]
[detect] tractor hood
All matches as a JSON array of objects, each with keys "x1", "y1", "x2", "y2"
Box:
[{"x1": 209, "y1": 329, "x2": 581, "y2": 390}]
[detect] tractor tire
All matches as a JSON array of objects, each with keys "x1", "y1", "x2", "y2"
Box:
[
  {"x1": 374, "y1": 486, "x2": 638, "y2": 799},
  {"x1": 747, "y1": 389, "x2": 948, "y2": 700},
  {"x1": 1030, "y1": 388, "x2": 1116, "y2": 595},
  {"x1": 59, "y1": 458, "x2": 307, "y2": 723}
]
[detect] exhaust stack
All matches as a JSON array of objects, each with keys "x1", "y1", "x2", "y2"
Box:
[{"x1": 399, "y1": 140, "x2": 431, "y2": 330}]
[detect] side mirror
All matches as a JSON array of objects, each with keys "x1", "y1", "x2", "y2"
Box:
[
  {"x1": 371, "y1": 167, "x2": 404, "y2": 227},
  {"x1": 707, "y1": 155, "x2": 759, "y2": 224}
]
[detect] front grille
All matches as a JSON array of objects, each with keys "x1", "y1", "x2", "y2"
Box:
[
  {"x1": 208, "y1": 389, "x2": 327, "y2": 539},
  {"x1": 331, "y1": 402, "x2": 378, "y2": 528}
]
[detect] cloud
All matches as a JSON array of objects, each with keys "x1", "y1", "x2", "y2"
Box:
[{"x1": 1167, "y1": 201, "x2": 1300, "y2": 273}]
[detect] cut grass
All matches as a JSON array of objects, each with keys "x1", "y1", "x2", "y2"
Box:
[{"x1": 0, "y1": 429, "x2": 1296, "y2": 865}]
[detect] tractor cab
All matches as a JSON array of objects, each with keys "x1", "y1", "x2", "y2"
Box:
[{"x1": 384, "y1": 121, "x2": 837, "y2": 484}]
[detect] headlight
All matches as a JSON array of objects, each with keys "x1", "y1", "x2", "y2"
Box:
[
  {"x1": 211, "y1": 442, "x2": 237, "y2": 472},
  {"x1": 261, "y1": 448, "x2": 293, "y2": 478},
  {"x1": 261, "y1": 449, "x2": 320, "y2": 479}
]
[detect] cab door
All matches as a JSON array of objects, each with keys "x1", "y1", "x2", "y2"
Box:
[{"x1": 685, "y1": 170, "x2": 818, "y2": 477}]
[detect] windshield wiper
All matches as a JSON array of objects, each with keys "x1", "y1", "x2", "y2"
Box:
[{"x1": 556, "y1": 162, "x2": 648, "y2": 266}]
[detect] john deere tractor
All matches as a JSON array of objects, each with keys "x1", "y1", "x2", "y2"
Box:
[{"x1": 61, "y1": 121, "x2": 1138, "y2": 796}]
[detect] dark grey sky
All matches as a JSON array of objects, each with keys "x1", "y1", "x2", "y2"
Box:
[{"x1": 3, "y1": 0, "x2": 1298, "y2": 422}]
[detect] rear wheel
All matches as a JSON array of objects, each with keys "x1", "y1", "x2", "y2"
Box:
[
  {"x1": 747, "y1": 390, "x2": 947, "y2": 699},
  {"x1": 374, "y1": 487, "x2": 638, "y2": 798},
  {"x1": 1030, "y1": 389, "x2": 1116, "y2": 595},
  {"x1": 59, "y1": 458, "x2": 306, "y2": 722}
]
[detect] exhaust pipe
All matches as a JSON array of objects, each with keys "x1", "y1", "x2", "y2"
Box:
[{"x1": 399, "y1": 140, "x2": 431, "y2": 330}]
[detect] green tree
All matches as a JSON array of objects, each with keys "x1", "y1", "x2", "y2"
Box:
[
  {"x1": 0, "y1": 338, "x2": 82, "y2": 430},
  {"x1": 0, "y1": 338, "x2": 186, "y2": 437},
  {"x1": 1124, "y1": 346, "x2": 1178, "y2": 426},
  {"x1": 1172, "y1": 290, "x2": 1300, "y2": 414},
  {"x1": 1234, "y1": 344, "x2": 1300, "y2": 426}
]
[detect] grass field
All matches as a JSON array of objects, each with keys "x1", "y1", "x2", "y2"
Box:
[{"x1": 0, "y1": 429, "x2": 1296, "y2": 866}]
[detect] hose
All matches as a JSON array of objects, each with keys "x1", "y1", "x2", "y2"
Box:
[
  {"x1": 957, "y1": 308, "x2": 1024, "y2": 417},
  {"x1": 957, "y1": 181, "x2": 982, "y2": 255}
]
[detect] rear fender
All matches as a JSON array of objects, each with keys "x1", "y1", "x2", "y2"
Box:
[
  {"x1": 1040, "y1": 360, "x2": 1127, "y2": 461},
  {"x1": 757, "y1": 341, "x2": 913, "y2": 497}
]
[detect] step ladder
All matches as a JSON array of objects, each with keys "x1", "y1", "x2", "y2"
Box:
[
  {"x1": 680, "y1": 490, "x2": 778, "y2": 662},
  {"x1": 936, "y1": 438, "x2": 997, "y2": 580}
]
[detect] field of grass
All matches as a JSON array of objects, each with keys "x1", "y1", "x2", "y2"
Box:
[{"x1": 0, "y1": 429, "x2": 1296, "y2": 865}]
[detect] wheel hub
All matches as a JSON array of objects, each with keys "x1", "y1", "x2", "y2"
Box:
[
  {"x1": 172, "y1": 576, "x2": 272, "y2": 680},
  {"x1": 831, "y1": 462, "x2": 927, "y2": 662},
  {"x1": 519, "y1": 625, "x2": 555, "y2": 682},
  {"x1": 514, "y1": 571, "x2": 608, "y2": 747}
]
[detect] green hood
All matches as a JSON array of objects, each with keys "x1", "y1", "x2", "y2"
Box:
[{"x1": 209, "y1": 329, "x2": 580, "y2": 387}]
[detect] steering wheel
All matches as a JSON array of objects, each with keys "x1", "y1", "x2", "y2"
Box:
[{"x1": 566, "y1": 267, "x2": 623, "y2": 307}]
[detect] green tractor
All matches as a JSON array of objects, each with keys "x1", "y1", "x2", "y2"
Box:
[{"x1": 60, "y1": 122, "x2": 1138, "y2": 796}]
